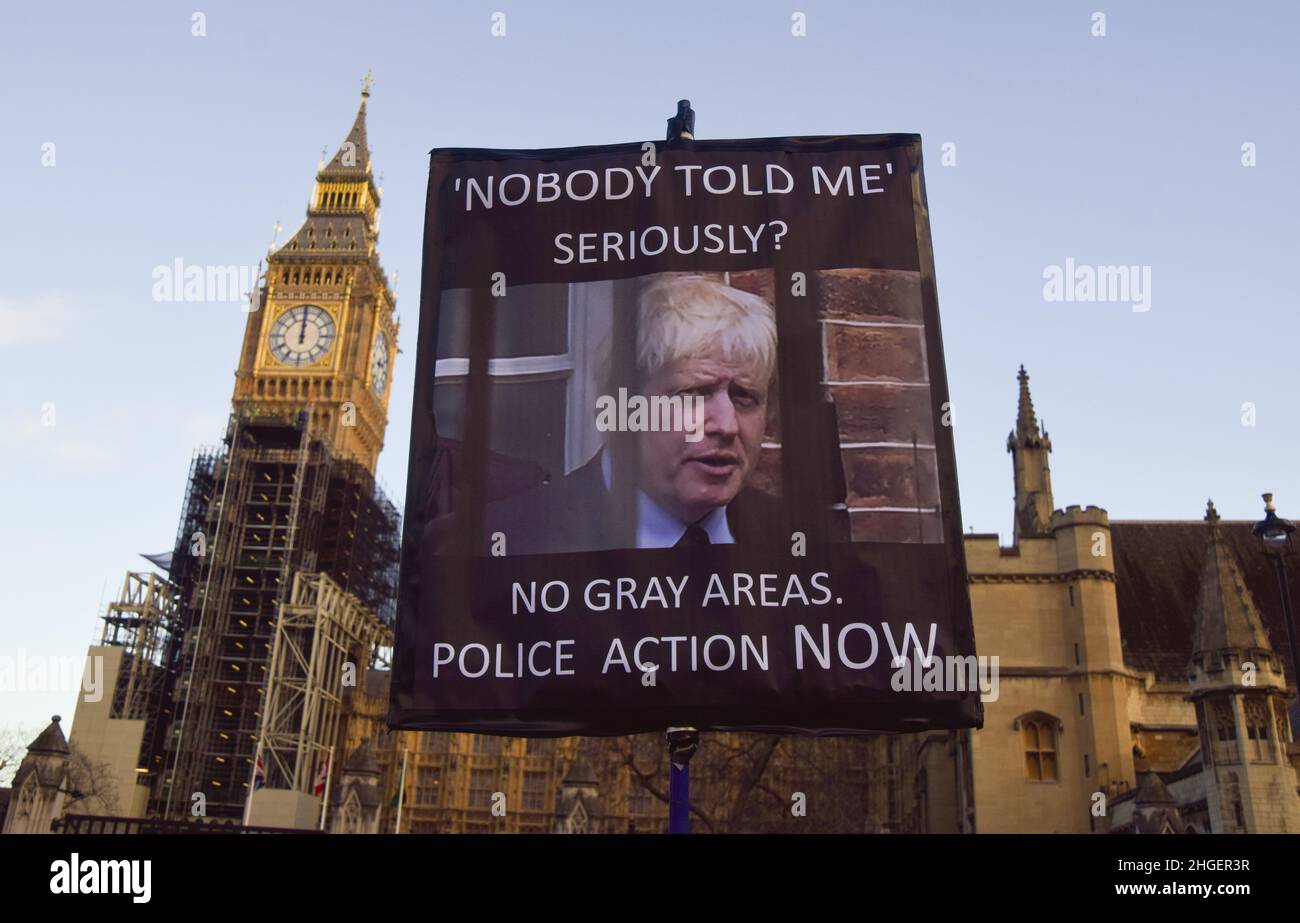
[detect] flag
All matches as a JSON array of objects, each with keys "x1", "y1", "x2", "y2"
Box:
[
  {"x1": 253, "y1": 751, "x2": 266, "y2": 792},
  {"x1": 388, "y1": 785, "x2": 404, "y2": 809},
  {"x1": 314, "y1": 753, "x2": 330, "y2": 797}
]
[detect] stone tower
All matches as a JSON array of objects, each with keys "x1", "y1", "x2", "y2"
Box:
[
  {"x1": 1049, "y1": 499, "x2": 1135, "y2": 831},
  {"x1": 2, "y1": 717, "x2": 70, "y2": 835},
  {"x1": 329, "y1": 738, "x2": 383, "y2": 834},
  {"x1": 231, "y1": 77, "x2": 399, "y2": 473},
  {"x1": 1007, "y1": 366, "x2": 1053, "y2": 544},
  {"x1": 963, "y1": 368, "x2": 1134, "y2": 832},
  {"x1": 158, "y1": 86, "x2": 402, "y2": 824},
  {"x1": 1189, "y1": 500, "x2": 1300, "y2": 833}
]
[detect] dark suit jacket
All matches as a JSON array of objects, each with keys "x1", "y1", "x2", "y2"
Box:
[{"x1": 481, "y1": 453, "x2": 788, "y2": 556}]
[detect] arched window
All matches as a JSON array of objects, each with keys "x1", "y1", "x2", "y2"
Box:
[
  {"x1": 1209, "y1": 699, "x2": 1239, "y2": 765},
  {"x1": 341, "y1": 796, "x2": 361, "y2": 834},
  {"x1": 15, "y1": 776, "x2": 38, "y2": 821},
  {"x1": 1015, "y1": 712, "x2": 1061, "y2": 782},
  {"x1": 566, "y1": 801, "x2": 589, "y2": 834},
  {"x1": 1244, "y1": 697, "x2": 1275, "y2": 762}
]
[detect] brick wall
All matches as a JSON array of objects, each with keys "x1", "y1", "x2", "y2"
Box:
[{"x1": 730, "y1": 267, "x2": 942, "y2": 543}]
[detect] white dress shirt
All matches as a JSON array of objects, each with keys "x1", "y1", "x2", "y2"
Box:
[{"x1": 600, "y1": 452, "x2": 735, "y2": 547}]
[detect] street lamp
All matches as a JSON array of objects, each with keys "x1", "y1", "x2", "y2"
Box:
[{"x1": 1253, "y1": 493, "x2": 1300, "y2": 735}]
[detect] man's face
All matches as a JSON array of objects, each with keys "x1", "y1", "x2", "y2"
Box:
[{"x1": 635, "y1": 351, "x2": 769, "y2": 525}]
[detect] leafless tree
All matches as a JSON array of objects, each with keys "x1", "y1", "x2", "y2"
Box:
[
  {"x1": 63, "y1": 743, "x2": 121, "y2": 815},
  {"x1": 0, "y1": 726, "x2": 40, "y2": 788},
  {"x1": 606, "y1": 731, "x2": 889, "y2": 833}
]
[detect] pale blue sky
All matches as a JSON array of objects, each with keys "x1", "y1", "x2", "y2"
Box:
[{"x1": 2, "y1": 1, "x2": 1297, "y2": 735}]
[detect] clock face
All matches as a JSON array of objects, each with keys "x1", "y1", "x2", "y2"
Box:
[
  {"x1": 370, "y1": 330, "x2": 389, "y2": 395},
  {"x1": 269, "y1": 305, "x2": 335, "y2": 366}
]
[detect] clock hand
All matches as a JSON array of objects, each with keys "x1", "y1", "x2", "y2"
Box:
[{"x1": 298, "y1": 307, "x2": 308, "y2": 345}]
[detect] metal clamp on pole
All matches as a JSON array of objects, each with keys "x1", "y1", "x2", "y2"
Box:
[
  {"x1": 666, "y1": 726, "x2": 699, "y2": 834},
  {"x1": 666, "y1": 99, "x2": 695, "y2": 142}
]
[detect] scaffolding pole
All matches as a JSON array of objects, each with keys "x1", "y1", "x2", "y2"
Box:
[{"x1": 260, "y1": 572, "x2": 392, "y2": 797}]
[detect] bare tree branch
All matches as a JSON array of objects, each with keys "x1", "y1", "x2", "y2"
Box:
[
  {"x1": 0, "y1": 726, "x2": 41, "y2": 788},
  {"x1": 63, "y1": 743, "x2": 121, "y2": 815}
]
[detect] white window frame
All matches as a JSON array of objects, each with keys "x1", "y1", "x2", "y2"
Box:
[{"x1": 433, "y1": 282, "x2": 613, "y2": 475}]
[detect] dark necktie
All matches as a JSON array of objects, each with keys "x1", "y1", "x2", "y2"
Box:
[{"x1": 675, "y1": 523, "x2": 712, "y2": 548}]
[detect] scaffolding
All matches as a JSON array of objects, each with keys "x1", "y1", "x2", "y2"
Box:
[
  {"x1": 157, "y1": 410, "x2": 401, "y2": 820},
  {"x1": 101, "y1": 571, "x2": 180, "y2": 713},
  {"x1": 319, "y1": 458, "x2": 402, "y2": 626},
  {"x1": 99, "y1": 571, "x2": 182, "y2": 783},
  {"x1": 261, "y1": 572, "x2": 393, "y2": 794},
  {"x1": 168, "y1": 448, "x2": 219, "y2": 608}
]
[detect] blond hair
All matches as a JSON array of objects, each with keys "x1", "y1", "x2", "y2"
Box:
[{"x1": 631, "y1": 274, "x2": 777, "y2": 388}]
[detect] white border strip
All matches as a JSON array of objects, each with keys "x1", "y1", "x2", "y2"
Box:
[
  {"x1": 821, "y1": 379, "x2": 930, "y2": 387},
  {"x1": 848, "y1": 506, "x2": 941, "y2": 514},
  {"x1": 435, "y1": 354, "x2": 572, "y2": 378},
  {"x1": 821, "y1": 319, "x2": 924, "y2": 329},
  {"x1": 762, "y1": 441, "x2": 936, "y2": 450}
]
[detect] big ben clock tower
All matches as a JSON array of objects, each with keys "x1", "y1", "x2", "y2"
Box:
[
  {"x1": 82, "y1": 80, "x2": 406, "y2": 827},
  {"x1": 232, "y1": 74, "x2": 398, "y2": 473}
]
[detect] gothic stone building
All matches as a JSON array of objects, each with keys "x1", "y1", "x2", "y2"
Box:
[{"x1": 905, "y1": 368, "x2": 1300, "y2": 834}]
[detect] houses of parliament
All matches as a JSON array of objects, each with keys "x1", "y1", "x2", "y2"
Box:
[{"x1": 4, "y1": 87, "x2": 1300, "y2": 836}]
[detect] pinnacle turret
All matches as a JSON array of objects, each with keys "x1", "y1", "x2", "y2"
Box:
[
  {"x1": 1007, "y1": 366, "x2": 1054, "y2": 541},
  {"x1": 1191, "y1": 499, "x2": 1274, "y2": 658}
]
